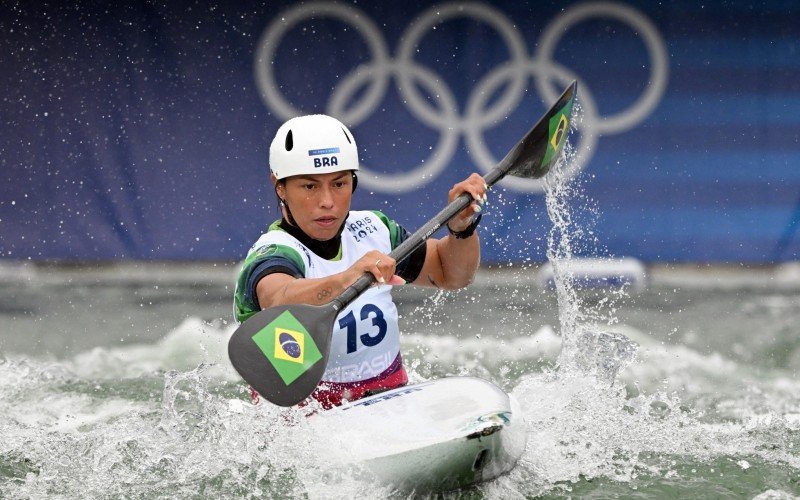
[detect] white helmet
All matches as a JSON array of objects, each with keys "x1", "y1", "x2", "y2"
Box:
[{"x1": 269, "y1": 114, "x2": 359, "y2": 180}]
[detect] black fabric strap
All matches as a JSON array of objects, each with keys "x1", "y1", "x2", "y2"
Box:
[
  {"x1": 248, "y1": 260, "x2": 304, "y2": 309},
  {"x1": 447, "y1": 212, "x2": 482, "y2": 239},
  {"x1": 396, "y1": 240, "x2": 427, "y2": 283}
]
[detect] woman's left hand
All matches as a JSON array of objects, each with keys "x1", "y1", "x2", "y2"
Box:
[{"x1": 447, "y1": 172, "x2": 487, "y2": 232}]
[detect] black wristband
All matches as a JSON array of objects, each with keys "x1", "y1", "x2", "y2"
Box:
[{"x1": 447, "y1": 212, "x2": 482, "y2": 239}]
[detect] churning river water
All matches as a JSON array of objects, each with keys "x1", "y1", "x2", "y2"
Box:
[{"x1": 1, "y1": 260, "x2": 799, "y2": 499}]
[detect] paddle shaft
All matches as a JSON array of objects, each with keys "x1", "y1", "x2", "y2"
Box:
[{"x1": 330, "y1": 152, "x2": 520, "y2": 312}]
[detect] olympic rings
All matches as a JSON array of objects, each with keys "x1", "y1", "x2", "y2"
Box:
[{"x1": 254, "y1": 1, "x2": 669, "y2": 194}]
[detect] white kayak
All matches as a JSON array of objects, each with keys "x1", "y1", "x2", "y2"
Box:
[{"x1": 309, "y1": 376, "x2": 527, "y2": 491}]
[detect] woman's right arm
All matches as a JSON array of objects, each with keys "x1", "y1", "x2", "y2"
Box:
[{"x1": 255, "y1": 250, "x2": 401, "y2": 309}]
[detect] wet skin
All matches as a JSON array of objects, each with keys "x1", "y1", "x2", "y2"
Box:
[{"x1": 275, "y1": 171, "x2": 353, "y2": 241}]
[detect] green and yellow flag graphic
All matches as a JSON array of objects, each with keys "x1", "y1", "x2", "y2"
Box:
[
  {"x1": 540, "y1": 100, "x2": 574, "y2": 169},
  {"x1": 251, "y1": 310, "x2": 323, "y2": 385}
]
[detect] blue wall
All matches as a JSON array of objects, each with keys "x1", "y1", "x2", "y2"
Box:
[{"x1": 1, "y1": 1, "x2": 798, "y2": 262}]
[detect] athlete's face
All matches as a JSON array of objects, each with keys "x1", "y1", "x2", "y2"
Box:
[{"x1": 276, "y1": 171, "x2": 353, "y2": 241}]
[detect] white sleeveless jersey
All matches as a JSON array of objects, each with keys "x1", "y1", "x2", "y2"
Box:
[{"x1": 248, "y1": 211, "x2": 400, "y2": 384}]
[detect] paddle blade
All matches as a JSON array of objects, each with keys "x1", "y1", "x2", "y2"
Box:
[
  {"x1": 228, "y1": 303, "x2": 337, "y2": 407},
  {"x1": 498, "y1": 80, "x2": 577, "y2": 180}
]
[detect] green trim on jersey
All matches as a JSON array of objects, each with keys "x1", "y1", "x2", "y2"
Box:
[
  {"x1": 267, "y1": 219, "x2": 284, "y2": 232},
  {"x1": 371, "y1": 210, "x2": 403, "y2": 250},
  {"x1": 330, "y1": 244, "x2": 343, "y2": 261},
  {"x1": 233, "y1": 240, "x2": 305, "y2": 323}
]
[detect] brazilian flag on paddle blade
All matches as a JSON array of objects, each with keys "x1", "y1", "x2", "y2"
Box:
[
  {"x1": 540, "y1": 98, "x2": 574, "y2": 169},
  {"x1": 251, "y1": 310, "x2": 323, "y2": 385}
]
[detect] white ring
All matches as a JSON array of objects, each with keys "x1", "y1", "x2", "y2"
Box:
[
  {"x1": 331, "y1": 61, "x2": 460, "y2": 192},
  {"x1": 254, "y1": 2, "x2": 391, "y2": 122},
  {"x1": 535, "y1": 1, "x2": 669, "y2": 134},
  {"x1": 395, "y1": 2, "x2": 529, "y2": 129},
  {"x1": 465, "y1": 61, "x2": 599, "y2": 192}
]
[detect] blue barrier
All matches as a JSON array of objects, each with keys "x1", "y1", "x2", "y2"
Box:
[{"x1": 1, "y1": 1, "x2": 798, "y2": 262}]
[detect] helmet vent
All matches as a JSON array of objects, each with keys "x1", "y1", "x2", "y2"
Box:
[
  {"x1": 341, "y1": 127, "x2": 352, "y2": 144},
  {"x1": 285, "y1": 130, "x2": 293, "y2": 151}
]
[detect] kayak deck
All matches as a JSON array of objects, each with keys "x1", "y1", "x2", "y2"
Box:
[{"x1": 309, "y1": 377, "x2": 527, "y2": 491}]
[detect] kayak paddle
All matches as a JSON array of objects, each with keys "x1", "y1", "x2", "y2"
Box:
[{"x1": 229, "y1": 80, "x2": 577, "y2": 406}]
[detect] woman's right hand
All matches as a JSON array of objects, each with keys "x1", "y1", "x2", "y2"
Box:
[{"x1": 348, "y1": 250, "x2": 405, "y2": 285}]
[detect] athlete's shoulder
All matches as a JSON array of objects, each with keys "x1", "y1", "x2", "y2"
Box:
[
  {"x1": 241, "y1": 222, "x2": 307, "y2": 272},
  {"x1": 248, "y1": 221, "x2": 297, "y2": 252},
  {"x1": 356, "y1": 210, "x2": 407, "y2": 249},
  {"x1": 347, "y1": 209, "x2": 386, "y2": 221},
  {"x1": 367, "y1": 209, "x2": 393, "y2": 223},
  {"x1": 345, "y1": 209, "x2": 397, "y2": 232},
  {"x1": 341, "y1": 210, "x2": 391, "y2": 241}
]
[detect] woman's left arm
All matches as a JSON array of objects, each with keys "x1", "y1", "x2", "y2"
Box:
[{"x1": 411, "y1": 173, "x2": 486, "y2": 289}]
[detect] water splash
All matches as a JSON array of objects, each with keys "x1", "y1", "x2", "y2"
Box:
[
  {"x1": 483, "y1": 370, "x2": 800, "y2": 497},
  {"x1": 504, "y1": 99, "x2": 800, "y2": 497},
  {"x1": 0, "y1": 356, "x2": 395, "y2": 499},
  {"x1": 543, "y1": 102, "x2": 635, "y2": 380}
]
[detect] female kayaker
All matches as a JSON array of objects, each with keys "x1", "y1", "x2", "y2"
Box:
[{"x1": 234, "y1": 114, "x2": 485, "y2": 408}]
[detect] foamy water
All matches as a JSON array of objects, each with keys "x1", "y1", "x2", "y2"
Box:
[{"x1": 1, "y1": 309, "x2": 799, "y2": 498}]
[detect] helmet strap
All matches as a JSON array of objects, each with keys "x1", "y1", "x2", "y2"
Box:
[
  {"x1": 283, "y1": 200, "x2": 298, "y2": 227},
  {"x1": 274, "y1": 181, "x2": 298, "y2": 226}
]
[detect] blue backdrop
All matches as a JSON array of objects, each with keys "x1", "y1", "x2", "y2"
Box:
[{"x1": 1, "y1": 1, "x2": 798, "y2": 263}]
